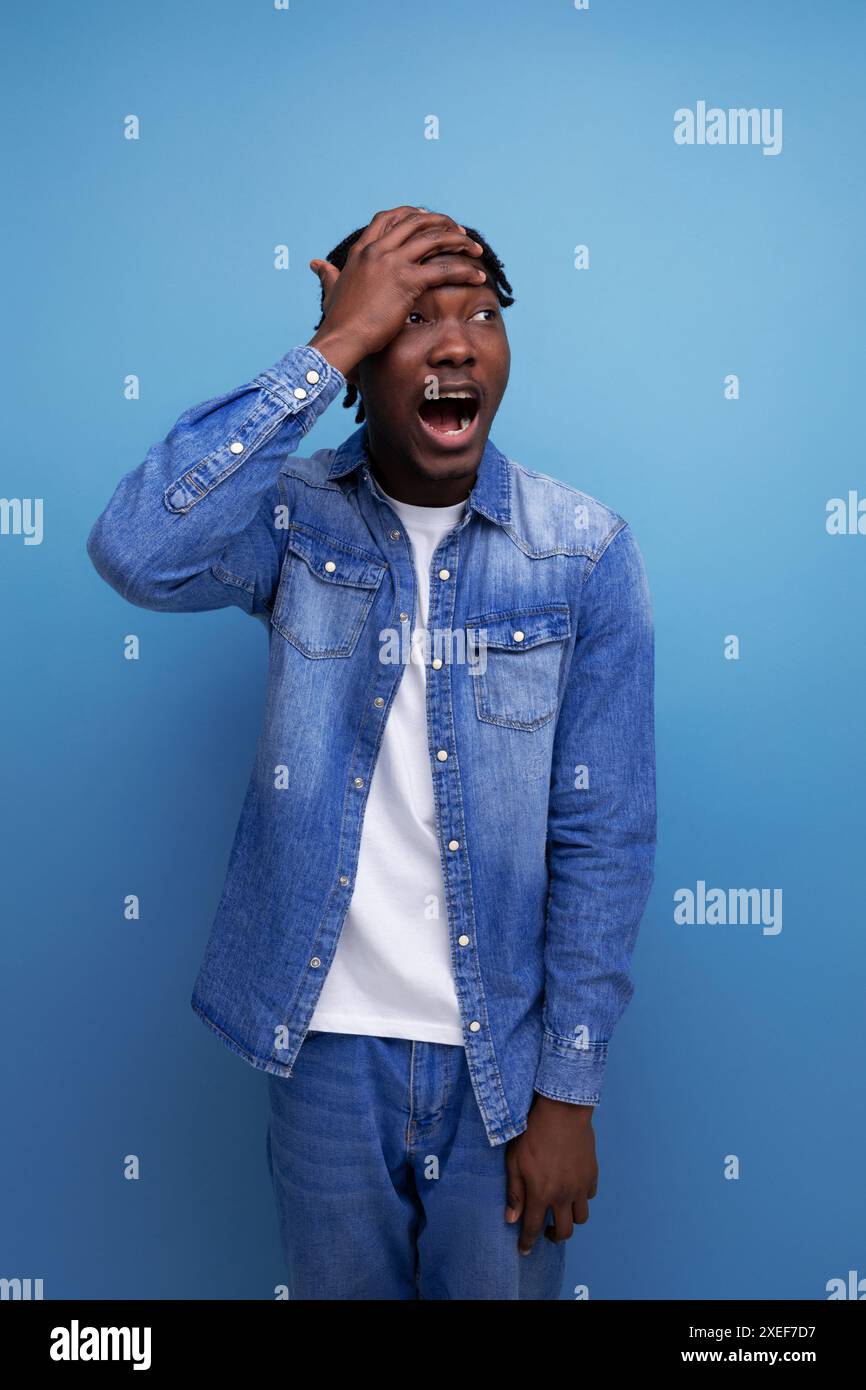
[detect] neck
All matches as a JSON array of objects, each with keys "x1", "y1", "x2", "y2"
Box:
[{"x1": 365, "y1": 434, "x2": 478, "y2": 507}]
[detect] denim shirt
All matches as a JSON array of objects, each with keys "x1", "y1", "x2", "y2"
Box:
[{"x1": 86, "y1": 343, "x2": 656, "y2": 1147}]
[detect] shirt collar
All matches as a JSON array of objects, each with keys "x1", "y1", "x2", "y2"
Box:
[{"x1": 326, "y1": 423, "x2": 512, "y2": 529}]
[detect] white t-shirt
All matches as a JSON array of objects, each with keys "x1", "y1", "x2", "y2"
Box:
[{"x1": 308, "y1": 484, "x2": 467, "y2": 1045}]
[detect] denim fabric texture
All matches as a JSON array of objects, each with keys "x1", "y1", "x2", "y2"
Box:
[
  {"x1": 86, "y1": 343, "x2": 657, "y2": 1146},
  {"x1": 265, "y1": 1031, "x2": 567, "y2": 1299}
]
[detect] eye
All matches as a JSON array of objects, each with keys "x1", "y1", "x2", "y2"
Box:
[
  {"x1": 405, "y1": 310, "x2": 426, "y2": 324},
  {"x1": 472, "y1": 308, "x2": 498, "y2": 321}
]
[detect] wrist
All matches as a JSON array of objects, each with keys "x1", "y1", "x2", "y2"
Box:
[
  {"x1": 533, "y1": 1091, "x2": 595, "y2": 1123},
  {"x1": 307, "y1": 330, "x2": 359, "y2": 379}
]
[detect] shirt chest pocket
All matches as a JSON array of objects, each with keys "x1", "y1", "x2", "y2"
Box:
[
  {"x1": 271, "y1": 523, "x2": 387, "y2": 658},
  {"x1": 465, "y1": 605, "x2": 572, "y2": 731}
]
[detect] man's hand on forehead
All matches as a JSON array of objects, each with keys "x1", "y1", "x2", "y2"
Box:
[{"x1": 308, "y1": 206, "x2": 487, "y2": 377}]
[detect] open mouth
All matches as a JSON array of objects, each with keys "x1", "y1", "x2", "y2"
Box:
[{"x1": 417, "y1": 388, "x2": 480, "y2": 443}]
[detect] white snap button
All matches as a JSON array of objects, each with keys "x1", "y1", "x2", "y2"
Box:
[
  {"x1": 448, "y1": 839, "x2": 460, "y2": 851},
  {"x1": 309, "y1": 957, "x2": 321, "y2": 969},
  {"x1": 513, "y1": 630, "x2": 525, "y2": 642},
  {"x1": 458, "y1": 935, "x2": 470, "y2": 947},
  {"x1": 324, "y1": 560, "x2": 336, "y2": 573},
  {"x1": 432, "y1": 658, "x2": 443, "y2": 670},
  {"x1": 339, "y1": 875, "x2": 349, "y2": 886},
  {"x1": 293, "y1": 387, "x2": 307, "y2": 399},
  {"x1": 374, "y1": 696, "x2": 384, "y2": 707},
  {"x1": 229, "y1": 441, "x2": 244, "y2": 455},
  {"x1": 399, "y1": 612, "x2": 409, "y2": 622},
  {"x1": 469, "y1": 1021, "x2": 481, "y2": 1033},
  {"x1": 436, "y1": 750, "x2": 448, "y2": 762},
  {"x1": 438, "y1": 568, "x2": 450, "y2": 580},
  {"x1": 305, "y1": 369, "x2": 320, "y2": 384},
  {"x1": 354, "y1": 777, "x2": 364, "y2": 788}
]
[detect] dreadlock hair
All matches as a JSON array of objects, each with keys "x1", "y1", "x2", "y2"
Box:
[{"x1": 312, "y1": 222, "x2": 515, "y2": 423}]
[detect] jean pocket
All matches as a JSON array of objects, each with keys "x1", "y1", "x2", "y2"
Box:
[
  {"x1": 270, "y1": 522, "x2": 386, "y2": 658},
  {"x1": 465, "y1": 604, "x2": 571, "y2": 731}
]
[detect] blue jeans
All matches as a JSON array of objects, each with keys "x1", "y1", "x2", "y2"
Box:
[{"x1": 265, "y1": 1031, "x2": 567, "y2": 1300}]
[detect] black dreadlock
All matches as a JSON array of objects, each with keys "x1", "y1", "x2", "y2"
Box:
[{"x1": 312, "y1": 222, "x2": 515, "y2": 423}]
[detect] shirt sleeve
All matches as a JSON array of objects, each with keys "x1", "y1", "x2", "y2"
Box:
[
  {"x1": 86, "y1": 344, "x2": 346, "y2": 618},
  {"x1": 534, "y1": 521, "x2": 657, "y2": 1106}
]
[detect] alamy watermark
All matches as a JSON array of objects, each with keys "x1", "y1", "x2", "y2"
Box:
[
  {"x1": 674, "y1": 102, "x2": 782, "y2": 156},
  {"x1": 674, "y1": 880, "x2": 782, "y2": 935},
  {"x1": 0, "y1": 497, "x2": 43, "y2": 545},
  {"x1": 378, "y1": 624, "x2": 488, "y2": 673}
]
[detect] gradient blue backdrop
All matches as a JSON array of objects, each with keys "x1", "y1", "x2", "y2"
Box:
[{"x1": 2, "y1": 0, "x2": 864, "y2": 1299}]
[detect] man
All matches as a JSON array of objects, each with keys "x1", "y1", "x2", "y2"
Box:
[{"x1": 87, "y1": 205, "x2": 656, "y2": 1301}]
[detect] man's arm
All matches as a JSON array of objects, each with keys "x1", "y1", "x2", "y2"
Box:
[
  {"x1": 535, "y1": 519, "x2": 656, "y2": 1102},
  {"x1": 85, "y1": 344, "x2": 346, "y2": 617},
  {"x1": 87, "y1": 207, "x2": 487, "y2": 617},
  {"x1": 506, "y1": 520, "x2": 656, "y2": 1251}
]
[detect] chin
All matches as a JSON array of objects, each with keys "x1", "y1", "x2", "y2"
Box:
[{"x1": 413, "y1": 443, "x2": 484, "y2": 479}]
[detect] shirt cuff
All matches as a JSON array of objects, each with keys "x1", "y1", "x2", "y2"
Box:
[
  {"x1": 533, "y1": 1031, "x2": 609, "y2": 1105},
  {"x1": 253, "y1": 344, "x2": 347, "y2": 432}
]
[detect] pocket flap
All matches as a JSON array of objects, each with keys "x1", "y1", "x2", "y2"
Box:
[
  {"x1": 465, "y1": 604, "x2": 571, "y2": 652},
  {"x1": 286, "y1": 523, "x2": 386, "y2": 590}
]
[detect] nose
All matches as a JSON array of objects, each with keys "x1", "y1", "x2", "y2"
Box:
[{"x1": 428, "y1": 321, "x2": 475, "y2": 370}]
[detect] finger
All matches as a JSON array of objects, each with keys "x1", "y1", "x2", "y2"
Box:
[
  {"x1": 374, "y1": 209, "x2": 468, "y2": 251},
  {"x1": 504, "y1": 1154, "x2": 525, "y2": 1224},
  {"x1": 351, "y1": 206, "x2": 422, "y2": 252},
  {"x1": 517, "y1": 1198, "x2": 547, "y2": 1256},
  {"x1": 415, "y1": 255, "x2": 489, "y2": 290},
  {"x1": 352, "y1": 206, "x2": 461, "y2": 255},
  {"x1": 402, "y1": 229, "x2": 484, "y2": 264},
  {"x1": 544, "y1": 1202, "x2": 574, "y2": 1244},
  {"x1": 572, "y1": 1194, "x2": 591, "y2": 1225}
]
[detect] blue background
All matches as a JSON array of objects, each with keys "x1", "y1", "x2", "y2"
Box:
[{"x1": 2, "y1": 0, "x2": 864, "y2": 1299}]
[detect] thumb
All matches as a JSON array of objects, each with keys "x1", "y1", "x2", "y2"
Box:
[{"x1": 309, "y1": 258, "x2": 340, "y2": 297}]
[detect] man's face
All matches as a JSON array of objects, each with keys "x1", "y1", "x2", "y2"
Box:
[{"x1": 355, "y1": 261, "x2": 511, "y2": 483}]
